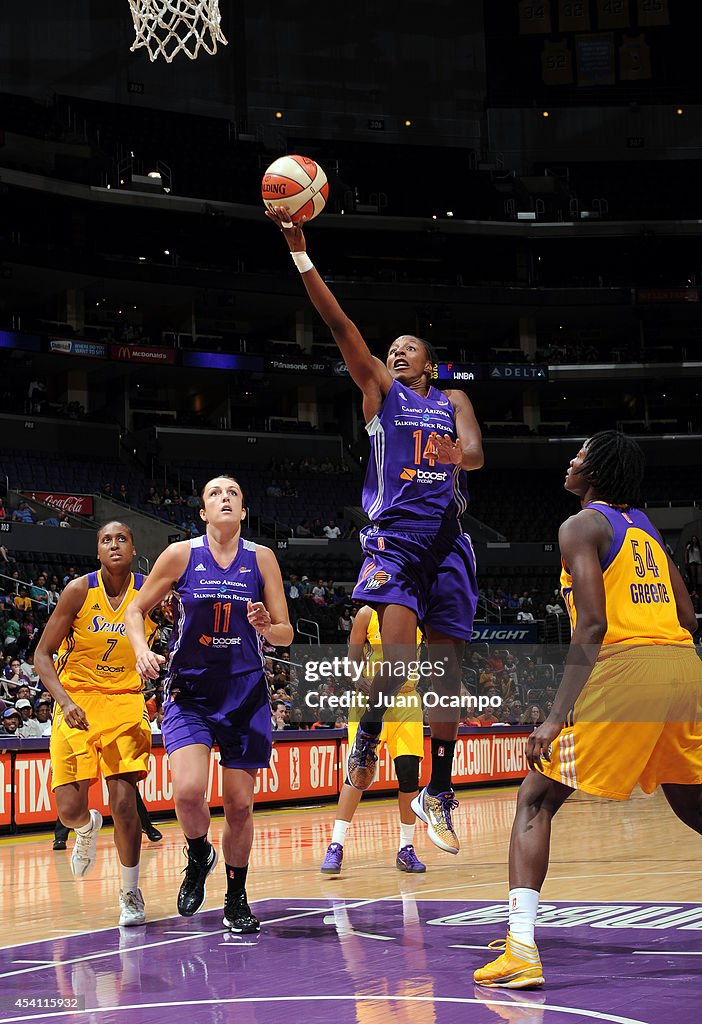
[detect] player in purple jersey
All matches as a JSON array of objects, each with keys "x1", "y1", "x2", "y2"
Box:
[
  {"x1": 268, "y1": 206, "x2": 483, "y2": 854},
  {"x1": 125, "y1": 476, "x2": 293, "y2": 933}
]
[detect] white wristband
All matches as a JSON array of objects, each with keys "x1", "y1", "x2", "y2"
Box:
[{"x1": 290, "y1": 251, "x2": 314, "y2": 274}]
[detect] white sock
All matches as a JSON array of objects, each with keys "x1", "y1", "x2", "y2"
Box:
[
  {"x1": 331, "y1": 820, "x2": 350, "y2": 846},
  {"x1": 508, "y1": 887, "x2": 539, "y2": 945},
  {"x1": 120, "y1": 864, "x2": 140, "y2": 894},
  {"x1": 399, "y1": 822, "x2": 415, "y2": 850}
]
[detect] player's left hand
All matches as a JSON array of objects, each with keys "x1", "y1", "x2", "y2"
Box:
[
  {"x1": 434, "y1": 434, "x2": 463, "y2": 465},
  {"x1": 526, "y1": 718, "x2": 563, "y2": 770},
  {"x1": 247, "y1": 600, "x2": 272, "y2": 636}
]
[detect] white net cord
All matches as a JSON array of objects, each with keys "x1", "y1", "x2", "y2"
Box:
[{"x1": 129, "y1": 0, "x2": 228, "y2": 62}]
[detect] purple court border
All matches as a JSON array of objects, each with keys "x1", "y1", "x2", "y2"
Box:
[{"x1": 0, "y1": 899, "x2": 700, "y2": 1023}]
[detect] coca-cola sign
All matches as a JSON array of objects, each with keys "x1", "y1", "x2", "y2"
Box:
[{"x1": 21, "y1": 492, "x2": 94, "y2": 515}]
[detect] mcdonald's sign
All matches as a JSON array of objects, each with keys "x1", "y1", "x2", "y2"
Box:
[{"x1": 111, "y1": 344, "x2": 175, "y2": 364}]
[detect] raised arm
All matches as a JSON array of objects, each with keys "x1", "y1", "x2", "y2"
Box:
[
  {"x1": 124, "y1": 542, "x2": 190, "y2": 679},
  {"x1": 267, "y1": 206, "x2": 391, "y2": 410}
]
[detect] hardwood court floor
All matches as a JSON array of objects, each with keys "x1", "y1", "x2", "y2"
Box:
[{"x1": 2, "y1": 783, "x2": 700, "y2": 943}]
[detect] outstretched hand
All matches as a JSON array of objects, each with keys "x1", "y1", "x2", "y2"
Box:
[
  {"x1": 434, "y1": 434, "x2": 463, "y2": 466},
  {"x1": 265, "y1": 204, "x2": 307, "y2": 251}
]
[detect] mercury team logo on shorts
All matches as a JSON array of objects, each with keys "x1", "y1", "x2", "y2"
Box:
[{"x1": 365, "y1": 570, "x2": 391, "y2": 591}]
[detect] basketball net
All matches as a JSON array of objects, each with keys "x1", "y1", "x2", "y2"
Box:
[{"x1": 128, "y1": 0, "x2": 228, "y2": 62}]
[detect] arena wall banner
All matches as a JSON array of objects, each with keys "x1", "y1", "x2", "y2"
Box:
[
  {"x1": 7, "y1": 730, "x2": 529, "y2": 829},
  {"x1": 49, "y1": 338, "x2": 107, "y2": 358},
  {"x1": 339, "y1": 732, "x2": 530, "y2": 793},
  {"x1": 21, "y1": 491, "x2": 94, "y2": 515},
  {"x1": 0, "y1": 753, "x2": 12, "y2": 827},
  {"x1": 111, "y1": 344, "x2": 176, "y2": 364}
]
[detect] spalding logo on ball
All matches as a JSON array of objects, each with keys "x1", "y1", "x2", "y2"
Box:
[{"x1": 262, "y1": 155, "x2": 328, "y2": 223}]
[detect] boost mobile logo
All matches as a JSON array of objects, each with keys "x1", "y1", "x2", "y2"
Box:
[{"x1": 400, "y1": 467, "x2": 448, "y2": 483}]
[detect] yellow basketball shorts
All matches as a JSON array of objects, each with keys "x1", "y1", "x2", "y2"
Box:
[
  {"x1": 348, "y1": 689, "x2": 424, "y2": 761},
  {"x1": 51, "y1": 691, "x2": 152, "y2": 790},
  {"x1": 538, "y1": 645, "x2": 702, "y2": 800}
]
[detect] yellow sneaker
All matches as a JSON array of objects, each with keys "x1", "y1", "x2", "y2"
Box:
[
  {"x1": 411, "y1": 787, "x2": 460, "y2": 854},
  {"x1": 474, "y1": 933, "x2": 544, "y2": 989}
]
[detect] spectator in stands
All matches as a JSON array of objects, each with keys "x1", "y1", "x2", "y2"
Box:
[
  {"x1": 271, "y1": 702, "x2": 288, "y2": 730},
  {"x1": 323, "y1": 519, "x2": 341, "y2": 540},
  {"x1": 311, "y1": 579, "x2": 327, "y2": 606},
  {"x1": 162, "y1": 488, "x2": 173, "y2": 505},
  {"x1": 13, "y1": 587, "x2": 31, "y2": 613},
  {"x1": 338, "y1": 606, "x2": 353, "y2": 640},
  {"x1": 40, "y1": 514, "x2": 61, "y2": 527},
  {"x1": 0, "y1": 498, "x2": 6, "y2": 519},
  {"x1": 3, "y1": 615, "x2": 20, "y2": 653},
  {"x1": 521, "y1": 704, "x2": 545, "y2": 727},
  {"x1": 186, "y1": 487, "x2": 200, "y2": 509},
  {"x1": 1, "y1": 707, "x2": 21, "y2": 734},
  {"x1": 29, "y1": 573, "x2": 48, "y2": 603},
  {"x1": 312, "y1": 518, "x2": 325, "y2": 538},
  {"x1": 46, "y1": 582, "x2": 59, "y2": 613},
  {"x1": 102, "y1": 483, "x2": 114, "y2": 499},
  {"x1": 285, "y1": 707, "x2": 309, "y2": 730},
  {"x1": 506, "y1": 700, "x2": 524, "y2": 724},
  {"x1": 58, "y1": 513, "x2": 71, "y2": 528},
  {"x1": 545, "y1": 590, "x2": 564, "y2": 615},
  {"x1": 118, "y1": 484, "x2": 130, "y2": 504},
  {"x1": 295, "y1": 519, "x2": 312, "y2": 537},
  {"x1": 517, "y1": 607, "x2": 535, "y2": 623},
  {"x1": 282, "y1": 480, "x2": 298, "y2": 498},
  {"x1": 266, "y1": 480, "x2": 282, "y2": 498},
  {"x1": 15, "y1": 698, "x2": 43, "y2": 737},
  {"x1": 63, "y1": 567, "x2": 78, "y2": 587},
  {"x1": 685, "y1": 535, "x2": 702, "y2": 591},
  {"x1": 145, "y1": 487, "x2": 161, "y2": 506},
  {"x1": 12, "y1": 501, "x2": 35, "y2": 524}
]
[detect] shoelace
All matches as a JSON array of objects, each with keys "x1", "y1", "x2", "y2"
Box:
[
  {"x1": 487, "y1": 939, "x2": 508, "y2": 952},
  {"x1": 182, "y1": 845, "x2": 209, "y2": 881},
  {"x1": 74, "y1": 825, "x2": 94, "y2": 859},
  {"x1": 122, "y1": 891, "x2": 143, "y2": 910},
  {"x1": 357, "y1": 731, "x2": 379, "y2": 759},
  {"x1": 438, "y1": 793, "x2": 459, "y2": 827}
]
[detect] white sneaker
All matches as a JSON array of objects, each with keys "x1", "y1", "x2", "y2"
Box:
[
  {"x1": 70, "y1": 809, "x2": 103, "y2": 878},
  {"x1": 119, "y1": 888, "x2": 146, "y2": 927}
]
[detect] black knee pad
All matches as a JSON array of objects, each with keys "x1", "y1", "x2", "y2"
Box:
[{"x1": 394, "y1": 754, "x2": 420, "y2": 793}]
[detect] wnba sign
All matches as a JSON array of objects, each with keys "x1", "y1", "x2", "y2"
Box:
[{"x1": 21, "y1": 491, "x2": 94, "y2": 515}]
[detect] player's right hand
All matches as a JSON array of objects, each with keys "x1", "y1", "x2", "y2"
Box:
[
  {"x1": 61, "y1": 699, "x2": 89, "y2": 731},
  {"x1": 265, "y1": 204, "x2": 308, "y2": 250},
  {"x1": 136, "y1": 650, "x2": 166, "y2": 681}
]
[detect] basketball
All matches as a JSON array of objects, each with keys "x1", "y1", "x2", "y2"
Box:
[{"x1": 262, "y1": 154, "x2": 329, "y2": 223}]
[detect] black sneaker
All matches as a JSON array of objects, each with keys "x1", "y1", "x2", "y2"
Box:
[
  {"x1": 52, "y1": 839, "x2": 67, "y2": 851},
  {"x1": 143, "y1": 824, "x2": 163, "y2": 842},
  {"x1": 177, "y1": 843, "x2": 218, "y2": 917},
  {"x1": 223, "y1": 889, "x2": 260, "y2": 934}
]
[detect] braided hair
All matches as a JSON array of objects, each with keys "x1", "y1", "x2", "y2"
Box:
[{"x1": 579, "y1": 431, "x2": 645, "y2": 507}]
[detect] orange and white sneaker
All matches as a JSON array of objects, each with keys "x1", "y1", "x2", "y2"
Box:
[{"x1": 474, "y1": 932, "x2": 544, "y2": 989}]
